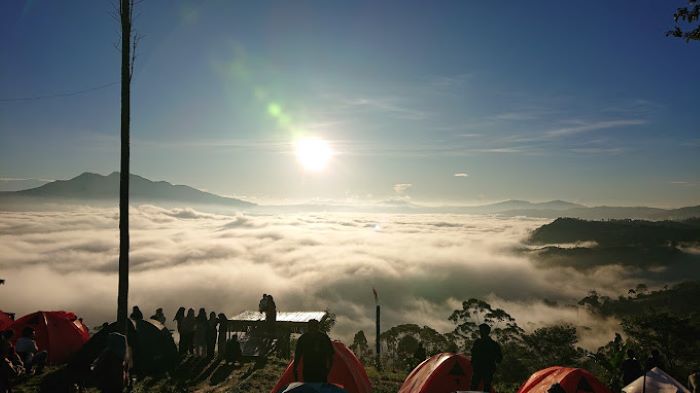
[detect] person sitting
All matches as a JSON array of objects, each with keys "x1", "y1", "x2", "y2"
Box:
[
  {"x1": 224, "y1": 334, "x2": 242, "y2": 365},
  {"x1": 150, "y1": 308, "x2": 166, "y2": 324},
  {"x1": 0, "y1": 331, "x2": 23, "y2": 369},
  {"x1": 0, "y1": 341, "x2": 21, "y2": 393},
  {"x1": 129, "y1": 306, "x2": 143, "y2": 321},
  {"x1": 285, "y1": 319, "x2": 347, "y2": 393},
  {"x1": 15, "y1": 327, "x2": 47, "y2": 374}
]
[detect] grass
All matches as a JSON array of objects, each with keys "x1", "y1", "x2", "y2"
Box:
[{"x1": 11, "y1": 356, "x2": 408, "y2": 393}]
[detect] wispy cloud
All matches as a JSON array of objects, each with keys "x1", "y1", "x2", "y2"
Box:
[
  {"x1": 544, "y1": 119, "x2": 647, "y2": 138},
  {"x1": 393, "y1": 183, "x2": 413, "y2": 194},
  {"x1": 453, "y1": 173, "x2": 469, "y2": 177}
]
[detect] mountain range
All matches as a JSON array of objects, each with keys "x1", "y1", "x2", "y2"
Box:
[
  {"x1": 0, "y1": 172, "x2": 254, "y2": 208},
  {"x1": 0, "y1": 172, "x2": 698, "y2": 220}
]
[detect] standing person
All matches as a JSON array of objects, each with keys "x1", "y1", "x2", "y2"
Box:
[
  {"x1": 259, "y1": 294, "x2": 269, "y2": 313},
  {"x1": 181, "y1": 308, "x2": 196, "y2": 355},
  {"x1": 621, "y1": 349, "x2": 643, "y2": 386},
  {"x1": 194, "y1": 308, "x2": 208, "y2": 357},
  {"x1": 15, "y1": 327, "x2": 47, "y2": 374},
  {"x1": 173, "y1": 307, "x2": 186, "y2": 354},
  {"x1": 470, "y1": 323, "x2": 502, "y2": 392},
  {"x1": 150, "y1": 308, "x2": 166, "y2": 324},
  {"x1": 217, "y1": 313, "x2": 228, "y2": 357},
  {"x1": 689, "y1": 370, "x2": 699, "y2": 393},
  {"x1": 645, "y1": 349, "x2": 665, "y2": 371},
  {"x1": 293, "y1": 319, "x2": 335, "y2": 383},
  {"x1": 266, "y1": 295, "x2": 277, "y2": 334},
  {"x1": 207, "y1": 312, "x2": 218, "y2": 358},
  {"x1": 129, "y1": 306, "x2": 143, "y2": 320}
]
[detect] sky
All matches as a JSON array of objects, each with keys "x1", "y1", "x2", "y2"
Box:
[{"x1": 1, "y1": 1, "x2": 699, "y2": 207}]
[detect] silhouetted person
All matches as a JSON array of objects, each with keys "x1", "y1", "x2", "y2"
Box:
[
  {"x1": 645, "y1": 349, "x2": 664, "y2": 371},
  {"x1": 15, "y1": 327, "x2": 47, "y2": 374},
  {"x1": 92, "y1": 332, "x2": 128, "y2": 393},
  {"x1": 259, "y1": 294, "x2": 269, "y2": 313},
  {"x1": 689, "y1": 370, "x2": 699, "y2": 393},
  {"x1": 470, "y1": 323, "x2": 502, "y2": 392},
  {"x1": 266, "y1": 295, "x2": 278, "y2": 333},
  {"x1": 293, "y1": 319, "x2": 335, "y2": 383},
  {"x1": 181, "y1": 308, "x2": 196, "y2": 355},
  {"x1": 217, "y1": 313, "x2": 228, "y2": 357},
  {"x1": 174, "y1": 307, "x2": 186, "y2": 354},
  {"x1": 129, "y1": 306, "x2": 143, "y2": 320},
  {"x1": 621, "y1": 349, "x2": 643, "y2": 386},
  {"x1": 0, "y1": 342, "x2": 20, "y2": 393},
  {"x1": 0, "y1": 331, "x2": 23, "y2": 369},
  {"x1": 224, "y1": 334, "x2": 242, "y2": 365},
  {"x1": 150, "y1": 308, "x2": 166, "y2": 324},
  {"x1": 207, "y1": 311, "x2": 218, "y2": 358},
  {"x1": 194, "y1": 308, "x2": 208, "y2": 357}
]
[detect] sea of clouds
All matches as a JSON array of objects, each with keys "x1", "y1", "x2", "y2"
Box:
[{"x1": 0, "y1": 205, "x2": 644, "y2": 349}]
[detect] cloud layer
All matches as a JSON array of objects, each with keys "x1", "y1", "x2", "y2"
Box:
[{"x1": 0, "y1": 206, "x2": 651, "y2": 348}]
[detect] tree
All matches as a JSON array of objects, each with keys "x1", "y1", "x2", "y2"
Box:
[
  {"x1": 350, "y1": 330, "x2": 370, "y2": 361},
  {"x1": 448, "y1": 298, "x2": 523, "y2": 346},
  {"x1": 667, "y1": 0, "x2": 700, "y2": 42},
  {"x1": 117, "y1": 0, "x2": 138, "y2": 332},
  {"x1": 621, "y1": 311, "x2": 700, "y2": 376},
  {"x1": 522, "y1": 324, "x2": 586, "y2": 370}
]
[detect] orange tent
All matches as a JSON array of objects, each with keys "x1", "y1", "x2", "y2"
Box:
[
  {"x1": 0, "y1": 310, "x2": 14, "y2": 331},
  {"x1": 517, "y1": 366, "x2": 612, "y2": 393},
  {"x1": 9, "y1": 311, "x2": 89, "y2": 364},
  {"x1": 399, "y1": 352, "x2": 493, "y2": 393},
  {"x1": 270, "y1": 340, "x2": 372, "y2": 393}
]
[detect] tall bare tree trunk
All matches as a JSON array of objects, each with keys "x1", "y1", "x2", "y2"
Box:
[{"x1": 117, "y1": 0, "x2": 132, "y2": 333}]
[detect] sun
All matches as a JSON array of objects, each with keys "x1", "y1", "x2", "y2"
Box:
[{"x1": 294, "y1": 138, "x2": 334, "y2": 172}]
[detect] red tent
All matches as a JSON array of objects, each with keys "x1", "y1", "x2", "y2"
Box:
[
  {"x1": 399, "y1": 352, "x2": 494, "y2": 393},
  {"x1": 0, "y1": 310, "x2": 14, "y2": 331},
  {"x1": 9, "y1": 311, "x2": 89, "y2": 364},
  {"x1": 517, "y1": 366, "x2": 613, "y2": 393},
  {"x1": 270, "y1": 340, "x2": 372, "y2": 393}
]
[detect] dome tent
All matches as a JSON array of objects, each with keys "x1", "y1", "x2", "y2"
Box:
[
  {"x1": 398, "y1": 352, "x2": 493, "y2": 393},
  {"x1": 517, "y1": 366, "x2": 612, "y2": 393},
  {"x1": 71, "y1": 318, "x2": 177, "y2": 376},
  {"x1": 0, "y1": 310, "x2": 14, "y2": 331},
  {"x1": 622, "y1": 367, "x2": 690, "y2": 393},
  {"x1": 9, "y1": 311, "x2": 89, "y2": 364},
  {"x1": 270, "y1": 341, "x2": 372, "y2": 393}
]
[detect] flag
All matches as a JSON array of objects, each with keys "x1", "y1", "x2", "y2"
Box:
[{"x1": 372, "y1": 287, "x2": 378, "y2": 304}]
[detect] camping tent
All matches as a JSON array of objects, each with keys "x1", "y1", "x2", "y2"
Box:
[
  {"x1": 622, "y1": 367, "x2": 690, "y2": 393},
  {"x1": 0, "y1": 310, "x2": 14, "y2": 331},
  {"x1": 270, "y1": 341, "x2": 372, "y2": 393},
  {"x1": 71, "y1": 318, "x2": 177, "y2": 376},
  {"x1": 8, "y1": 311, "x2": 89, "y2": 364},
  {"x1": 398, "y1": 352, "x2": 489, "y2": 393},
  {"x1": 517, "y1": 366, "x2": 612, "y2": 393}
]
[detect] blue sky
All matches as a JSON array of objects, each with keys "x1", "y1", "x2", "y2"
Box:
[{"x1": 1, "y1": 1, "x2": 699, "y2": 206}]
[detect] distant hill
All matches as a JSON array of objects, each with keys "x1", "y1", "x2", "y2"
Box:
[
  {"x1": 0, "y1": 172, "x2": 255, "y2": 208},
  {"x1": 528, "y1": 217, "x2": 700, "y2": 246},
  {"x1": 497, "y1": 205, "x2": 700, "y2": 220},
  {"x1": 524, "y1": 218, "x2": 700, "y2": 273}
]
